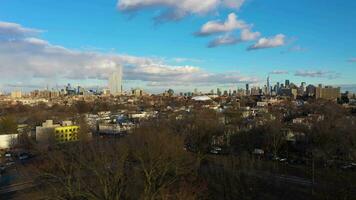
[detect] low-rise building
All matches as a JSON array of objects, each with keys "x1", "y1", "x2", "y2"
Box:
[
  {"x1": 0, "y1": 134, "x2": 18, "y2": 149},
  {"x1": 36, "y1": 120, "x2": 79, "y2": 146},
  {"x1": 54, "y1": 125, "x2": 79, "y2": 143}
]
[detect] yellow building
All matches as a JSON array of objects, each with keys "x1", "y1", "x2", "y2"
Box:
[
  {"x1": 315, "y1": 86, "x2": 341, "y2": 100},
  {"x1": 54, "y1": 126, "x2": 80, "y2": 143}
]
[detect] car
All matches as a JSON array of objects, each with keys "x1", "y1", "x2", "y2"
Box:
[
  {"x1": 210, "y1": 147, "x2": 223, "y2": 155},
  {"x1": 0, "y1": 165, "x2": 5, "y2": 172},
  {"x1": 210, "y1": 150, "x2": 219, "y2": 154},
  {"x1": 253, "y1": 149, "x2": 265, "y2": 155},
  {"x1": 19, "y1": 153, "x2": 30, "y2": 160},
  {"x1": 5, "y1": 161, "x2": 15, "y2": 166}
]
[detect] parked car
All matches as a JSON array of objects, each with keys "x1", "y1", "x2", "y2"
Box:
[
  {"x1": 5, "y1": 161, "x2": 15, "y2": 166},
  {"x1": 0, "y1": 165, "x2": 5, "y2": 173},
  {"x1": 19, "y1": 153, "x2": 30, "y2": 160},
  {"x1": 210, "y1": 147, "x2": 223, "y2": 155},
  {"x1": 5, "y1": 152, "x2": 12, "y2": 158},
  {"x1": 253, "y1": 149, "x2": 265, "y2": 155}
]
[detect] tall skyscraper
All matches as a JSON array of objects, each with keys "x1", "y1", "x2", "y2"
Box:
[
  {"x1": 267, "y1": 76, "x2": 270, "y2": 95},
  {"x1": 276, "y1": 82, "x2": 280, "y2": 94},
  {"x1": 245, "y1": 84, "x2": 250, "y2": 95},
  {"x1": 217, "y1": 88, "x2": 222, "y2": 96},
  {"x1": 285, "y1": 80, "x2": 290, "y2": 88},
  {"x1": 109, "y1": 66, "x2": 123, "y2": 96}
]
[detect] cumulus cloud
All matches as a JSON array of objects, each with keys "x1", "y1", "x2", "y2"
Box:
[
  {"x1": 0, "y1": 21, "x2": 259, "y2": 88},
  {"x1": 207, "y1": 28, "x2": 260, "y2": 48},
  {"x1": 240, "y1": 28, "x2": 261, "y2": 41},
  {"x1": 248, "y1": 34, "x2": 286, "y2": 50},
  {"x1": 196, "y1": 13, "x2": 247, "y2": 36},
  {"x1": 294, "y1": 70, "x2": 340, "y2": 79},
  {"x1": 117, "y1": 0, "x2": 245, "y2": 22},
  {"x1": 208, "y1": 34, "x2": 239, "y2": 48},
  {"x1": 270, "y1": 70, "x2": 289, "y2": 75}
]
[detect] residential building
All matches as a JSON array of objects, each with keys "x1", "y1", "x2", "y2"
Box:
[
  {"x1": 109, "y1": 66, "x2": 123, "y2": 96},
  {"x1": 54, "y1": 125, "x2": 80, "y2": 143},
  {"x1": 315, "y1": 86, "x2": 341, "y2": 100}
]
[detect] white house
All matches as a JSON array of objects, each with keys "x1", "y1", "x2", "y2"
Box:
[{"x1": 0, "y1": 134, "x2": 18, "y2": 149}]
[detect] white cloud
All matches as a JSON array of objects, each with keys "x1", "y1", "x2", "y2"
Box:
[
  {"x1": 117, "y1": 0, "x2": 245, "y2": 21},
  {"x1": 240, "y1": 28, "x2": 260, "y2": 41},
  {"x1": 0, "y1": 21, "x2": 259, "y2": 88},
  {"x1": 196, "y1": 13, "x2": 247, "y2": 36},
  {"x1": 223, "y1": 0, "x2": 245, "y2": 9},
  {"x1": 0, "y1": 21, "x2": 42, "y2": 38},
  {"x1": 248, "y1": 34, "x2": 286, "y2": 50},
  {"x1": 207, "y1": 28, "x2": 260, "y2": 48},
  {"x1": 208, "y1": 34, "x2": 239, "y2": 48},
  {"x1": 294, "y1": 70, "x2": 340, "y2": 79}
]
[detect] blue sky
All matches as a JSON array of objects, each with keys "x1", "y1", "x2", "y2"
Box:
[{"x1": 0, "y1": 0, "x2": 356, "y2": 92}]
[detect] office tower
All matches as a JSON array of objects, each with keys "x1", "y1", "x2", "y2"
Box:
[
  {"x1": 276, "y1": 82, "x2": 280, "y2": 94},
  {"x1": 245, "y1": 84, "x2": 250, "y2": 95},
  {"x1": 263, "y1": 85, "x2": 268, "y2": 95},
  {"x1": 267, "y1": 76, "x2": 270, "y2": 95},
  {"x1": 285, "y1": 80, "x2": 290, "y2": 87},
  {"x1": 297, "y1": 82, "x2": 307, "y2": 96},
  {"x1": 109, "y1": 66, "x2": 123, "y2": 96},
  {"x1": 217, "y1": 88, "x2": 222, "y2": 96},
  {"x1": 301, "y1": 82, "x2": 306, "y2": 88}
]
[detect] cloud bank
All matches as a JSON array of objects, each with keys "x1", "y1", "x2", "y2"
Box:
[
  {"x1": 117, "y1": 1, "x2": 286, "y2": 50},
  {"x1": 117, "y1": 0, "x2": 245, "y2": 22},
  {"x1": 195, "y1": 12, "x2": 284, "y2": 49},
  {"x1": 0, "y1": 21, "x2": 259, "y2": 89}
]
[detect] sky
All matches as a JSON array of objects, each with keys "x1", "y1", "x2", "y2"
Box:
[{"x1": 0, "y1": 0, "x2": 356, "y2": 93}]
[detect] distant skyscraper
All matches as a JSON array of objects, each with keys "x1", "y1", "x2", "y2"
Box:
[
  {"x1": 109, "y1": 66, "x2": 123, "y2": 96},
  {"x1": 245, "y1": 84, "x2": 250, "y2": 95},
  {"x1": 267, "y1": 76, "x2": 270, "y2": 95},
  {"x1": 285, "y1": 80, "x2": 290, "y2": 87},
  {"x1": 276, "y1": 82, "x2": 280, "y2": 94},
  {"x1": 217, "y1": 88, "x2": 222, "y2": 96}
]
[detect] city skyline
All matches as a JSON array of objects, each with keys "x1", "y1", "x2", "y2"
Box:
[{"x1": 1, "y1": 0, "x2": 356, "y2": 92}]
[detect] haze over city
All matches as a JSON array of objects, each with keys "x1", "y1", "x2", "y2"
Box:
[{"x1": 0, "y1": 0, "x2": 356, "y2": 93}]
